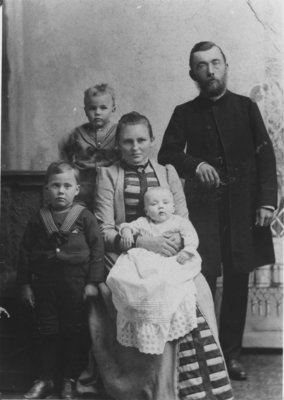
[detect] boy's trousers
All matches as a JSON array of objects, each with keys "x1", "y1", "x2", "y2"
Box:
[{"x1": 32, "y1": 265, "x2": 89, "y2": 379}]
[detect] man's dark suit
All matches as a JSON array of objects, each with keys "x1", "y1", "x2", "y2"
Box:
[{"x1": 158, "y1": 90, "x2": 277, "y2": 360}]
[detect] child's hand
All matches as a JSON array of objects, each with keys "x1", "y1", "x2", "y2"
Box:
[
  {"x1": 83, "y1": 283, "x2": 99, "y2": 300},
  {"x1": 120, "y1": 237, "x2": 133, "y2": 249},
  {"x1": 176, "y1": 251, "x2": 193, "y2": 264},
  {"x1": 120, "y1": 229, "x2": 134, "y2": 251},
  {"x1": 21, "y1": 284, "x2": 35, "y2": 308}
]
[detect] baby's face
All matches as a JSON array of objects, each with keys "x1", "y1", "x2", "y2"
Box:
[
  {"x1": 84, "y1": 93, "x2": 115, "y2": 130},
  {"x1": 144, "y1": 188, "x2": 175, "y2": 223}
]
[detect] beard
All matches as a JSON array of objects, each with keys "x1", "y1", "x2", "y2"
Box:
[{"x1": 197, "y1": 73, "x2": 227, "y2": 98}]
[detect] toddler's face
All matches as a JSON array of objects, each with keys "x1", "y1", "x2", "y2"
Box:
[
  {"x1": 46, "y1": 171, "x2": 79, "y2": 211},
  {"x1": 144, "y1": 189, "x2": 175, "y2": 223},
  {"x1": 85, "y1": 93, "x2": 115, "y2": 130}
]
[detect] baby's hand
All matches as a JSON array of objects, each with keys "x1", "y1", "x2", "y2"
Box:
[
  {"x1": 176, "y1": 251, "x2": 193, "y2": 264},
  {"x1": 120, "y1": 228, "x2": 134, "y2": 249}
]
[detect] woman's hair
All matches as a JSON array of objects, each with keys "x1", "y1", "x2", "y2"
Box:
[
  {"x1": 116, "y1": 111, "x2": 154, "y2": 141},
  {"x1": 84, "y1": 83, "x2": 116, "y2": 108},
  {"x1": 189, "y1": 41, "x2": 227, "y2": 69},
  {"x1": 45, "y1": 161, "x2": 80, "y2": 184}
]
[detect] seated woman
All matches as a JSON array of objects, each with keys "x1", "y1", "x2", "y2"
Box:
[{"x1": 79, "y1": 112, "x2": 234, "y2": 400}]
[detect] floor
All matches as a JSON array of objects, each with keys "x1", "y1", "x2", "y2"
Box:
[
  {"x1": 230, "y1": 351, "x2": 282, "y2": 400},
  {"x1": 0, "y1": 351, "x2": 282, "y2": 400}
]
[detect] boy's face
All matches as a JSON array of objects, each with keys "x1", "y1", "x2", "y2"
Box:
[
  {"x1": 84, "y1": 93, "x2": 115, "y2": 130},
  {"x1": 144, "y1": 189, "x2": 175, "y2": 223},
  {"x1": 46, "y1": 171, "x2": 79, "y2": 211}
]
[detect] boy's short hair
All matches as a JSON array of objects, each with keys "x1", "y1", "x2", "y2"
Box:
[
  {"x1": 116, "y1": 111, "x2": 154, "y2": 142},
  {"x1": 84, "y1": 83, "x2": 116, "y2": 107},
  {"x1": 45, "y1": 161, "x2": 80, "y2": 184}
]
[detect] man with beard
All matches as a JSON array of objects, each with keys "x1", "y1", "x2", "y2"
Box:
[{"x1": 158, "y1": 41, "x2": 277, "y2": 380}]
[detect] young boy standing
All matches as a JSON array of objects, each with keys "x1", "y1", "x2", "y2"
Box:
[
  {"x1": 59, "y1": 83, "x2": 119, "y2": 211},
  {"x1": 18, "y1": 161, "x2": 105, "y2": 399}
]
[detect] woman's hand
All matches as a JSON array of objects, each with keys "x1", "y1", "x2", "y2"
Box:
[
  {"x1": 136, "y1": 234, "x2": 181, "y2": 257},
  {"x1": 162, "y1": 231, "x2": 183, "y2": 251},
  {"x1": 21, "y1": 284, "x2": 35, "y2": 308}
]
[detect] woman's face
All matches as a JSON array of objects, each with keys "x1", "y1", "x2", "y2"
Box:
[{"x1": 118, "y1": 123, "x2": 153, "y2": 165}]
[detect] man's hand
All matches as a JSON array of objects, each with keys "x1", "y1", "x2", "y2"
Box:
[
  {"x1": 21, "y1": 284, "x2": 35, "y2": 308},
  {"x1": 255, "y1": 207, "x2": 274, "y2": 227},
  {"x1": 196, "y1": 163, "x2": 220, "y2": 188},
  {"x1": 137, "y1": 233, "x2": 181, "y2": 257},
  {"x1": 83, "y1": 283, "x2": 99, "y2": 300}
]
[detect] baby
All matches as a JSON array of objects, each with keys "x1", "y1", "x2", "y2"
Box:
[
  {"x1": 121, "y1": 186, "x2": 195, "y2": 264},
  {"x1": 106, "y1": 186, "x2": 201, "y2": 354},
  {"x1": 59, "y1": 83, "x2": 119, "y2": 210}
]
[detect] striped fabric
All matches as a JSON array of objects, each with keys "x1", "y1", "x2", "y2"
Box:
[
  {"x1": 39, "y1": 204, "x2": 85, "y2": 235},
  {"x1": 103, "y1": 261, "x2": 233, "y2": 399},
  {"x1": 178, "y1": 308, "x2": 234, "y2": 400},
  {"x1": 123, "y1": 161, "x2": 159, "y2": 222}
]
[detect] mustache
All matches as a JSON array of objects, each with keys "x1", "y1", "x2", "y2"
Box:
[{"x1": 207, "y1": 77, "x2": 219, "y2": 83}]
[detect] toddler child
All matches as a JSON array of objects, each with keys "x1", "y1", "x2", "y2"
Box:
[
  {"x1": 59, "y1": 83, "x2": 119, "y2": 210},
  {"x1": 106, "y1": 186, "x2": 201, "y2": 354},
  {"x1": 18, "y1": 161, "x2": 105, "y2": 399}
]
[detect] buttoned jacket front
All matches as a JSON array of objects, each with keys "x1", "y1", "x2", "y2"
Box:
[{"x1": 158, "y1": 91, "x2": 277, "y2": 274}]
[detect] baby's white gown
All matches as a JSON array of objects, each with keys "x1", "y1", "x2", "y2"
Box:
[{"x1": 106, "y1": 215, "x2": 202, "y2": 354}]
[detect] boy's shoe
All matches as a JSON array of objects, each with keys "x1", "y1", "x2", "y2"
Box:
[
  {"x1": 24, "y1": 379, "x2": 55, "y2": 399},
  {"x1": 61, "y1": 378, "x2": 77, "y2": 399}
]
